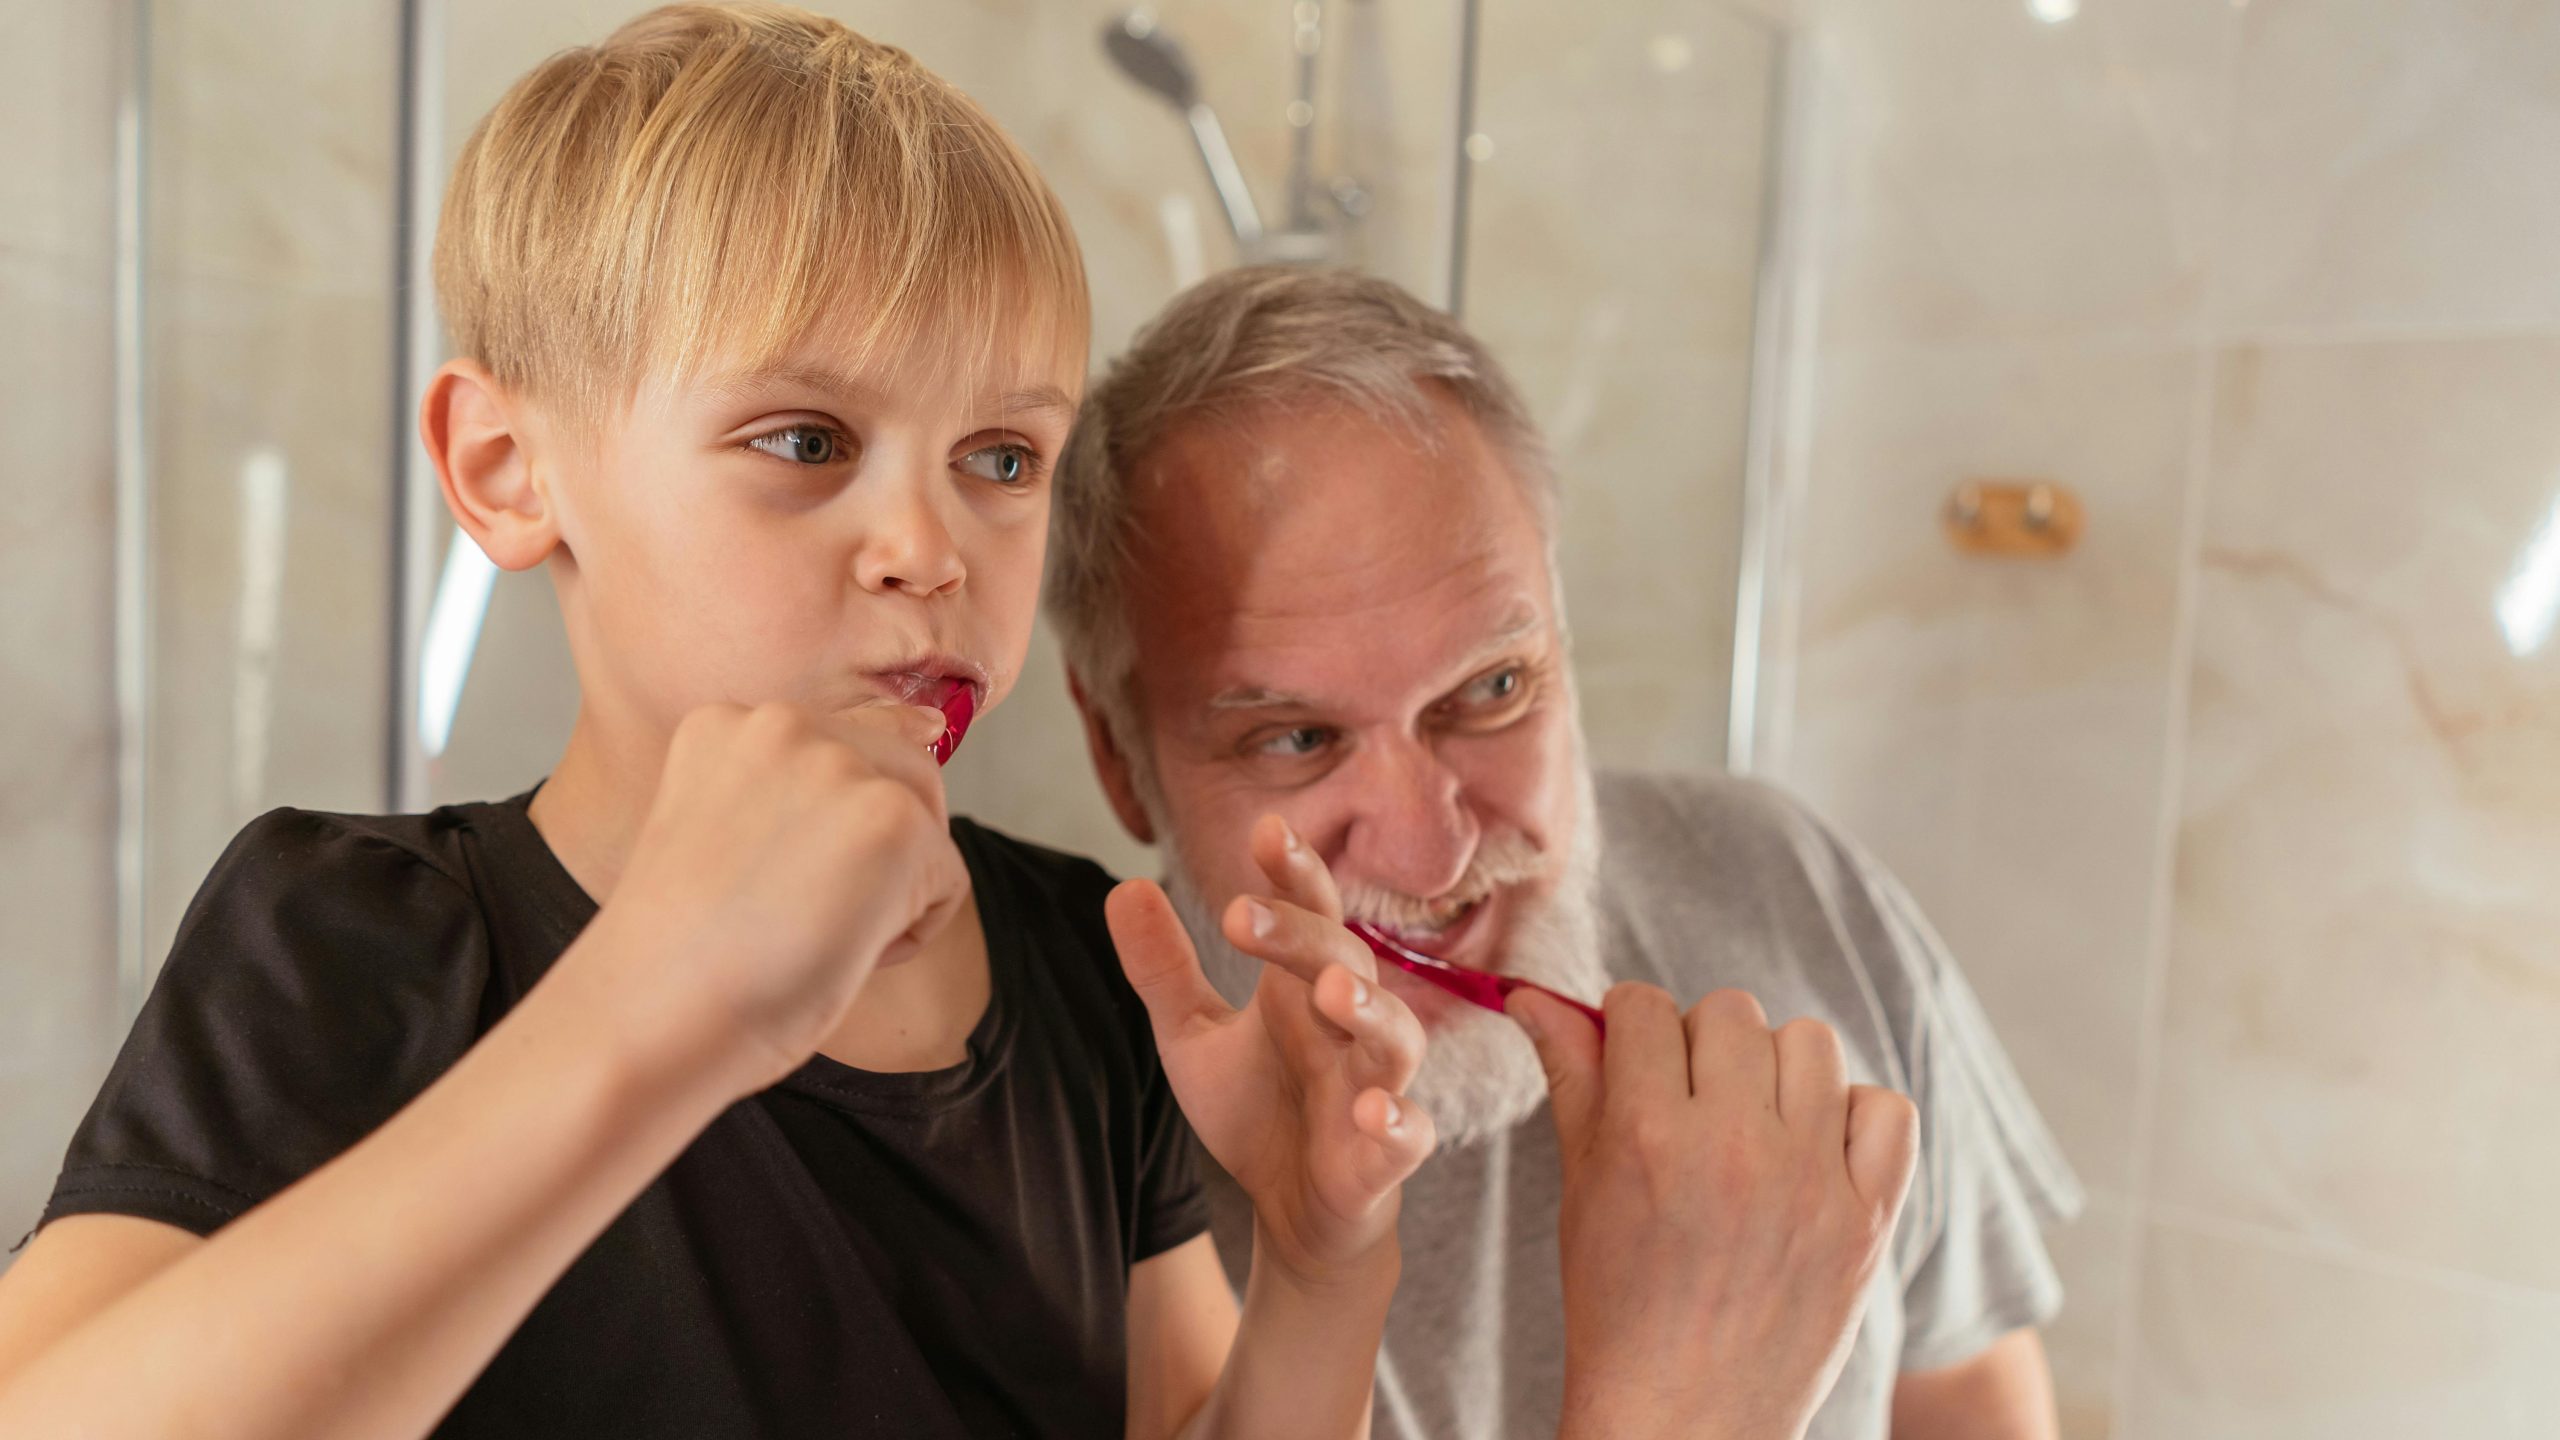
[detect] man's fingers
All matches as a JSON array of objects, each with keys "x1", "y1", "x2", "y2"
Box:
[
  {"x1": 1105, "y1": 879, "x2": 1235, "y2": 1041},
  {"x1": 1249, "y1": 814, "x2": 1343, "y2": 923},
  {"x1": 1844, "y1": 1083, "x2": 1920, "y2": 1221},
  {"x1": 1221, "y1": 892, "x2": 1379, "y2": 991},
  {"x1": 1684, "y1": 988, "x2": 1779, "y2": 1113},
  {"x1": 1508, "y1": 988, "x2": 1603, "y2": 1153},
  {"x1": 1314, "y1": 963, "x2": 1426, "y2": 1093},
  {"x1": 1774, "y1": 1016, "x2": 1851, "y2": 1135},
  {"x1": 1601, "y1": 982, "x2": 1692, "y2": 1113},
  {"x1": 1346, "y1": 1087, "x2": 1437, "y2": 1198}
]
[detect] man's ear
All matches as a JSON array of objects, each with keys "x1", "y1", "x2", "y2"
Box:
[
  {"x1": 1067, "y1": 668, "x2": 1158, "y2": 847},
  {"x1": 419, "y1": 358, "x2": 559, "y2": 572}
]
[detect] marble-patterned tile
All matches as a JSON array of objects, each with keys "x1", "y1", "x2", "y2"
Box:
[
  {"x1": 1808, "y1": 0, "x2": 2240, "y2": 346},
  {"x1": 1511, "y1": 342, "x2": 1756, "y2": 777},
  {"x1": 2217, "y1": 0, "x2": 2560, "y2": 336},
  {"x1": 1779, "y1": 342, "x2": 2203, "y2": 1192},
  {"x1": 2042, "y1": 1187, "x2": 2136, "y2": 1440},
  {"x1": 149, "y1": 0, "x2": 400, "y2": 294},
  {"x1": 2119, "y1": 1217, "x2": 2560, "y2": 1439},
  {"x1": 143, "y1": 278, "x2": 397, "y2": 970},
  {"x1": 1469, "y1": 0, "x2": 1778, "y2": 356},
  {"x1": 0, "y1": 0, "x2": 119, "y2": 258},
  {"x1": 0, "y1": 245, "x2": 120, "y2": 1099},
  {"x1": 2148, "y1": 337, "x2": 2560, "y2": 1289}
]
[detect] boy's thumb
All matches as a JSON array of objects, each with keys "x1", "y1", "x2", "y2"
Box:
[{"x1": 1507, "y1": 989, "x2": 1602, "y2": 1152}]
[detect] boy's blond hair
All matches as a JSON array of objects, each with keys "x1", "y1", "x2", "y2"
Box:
[{"x1": 435, "y1": 2, "x2": 1086, "y2": 422}]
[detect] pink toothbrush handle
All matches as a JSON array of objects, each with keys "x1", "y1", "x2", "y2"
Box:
[{"x1": 1344, "y1": 919, "x2": 1606, "y2": 1038}]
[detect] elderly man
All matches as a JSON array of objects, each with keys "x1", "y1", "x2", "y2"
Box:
[{"x1": 1047, "y1": 266, "x2": 2083, "y2": 1440}]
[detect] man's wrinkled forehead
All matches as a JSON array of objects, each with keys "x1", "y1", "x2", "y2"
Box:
[{"x1": 1123, "y1": 412, "x2": 1556, "y2": 716}]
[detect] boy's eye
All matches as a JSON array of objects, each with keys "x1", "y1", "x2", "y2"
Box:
[
  {"x1": 957, "y1": 442, "x2": 1036, "y2": 486},
  {"x1": 748, "y1": 425, "x2": 850, "y2": 466}
]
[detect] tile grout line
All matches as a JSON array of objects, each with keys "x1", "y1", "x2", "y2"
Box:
[
  {"x1": 2104, "y1": 7, "x2": 2256, "y2": 1430},
  {"x1": 2143, "y1": 1200, "x2": 2560, "y2": 1312}
]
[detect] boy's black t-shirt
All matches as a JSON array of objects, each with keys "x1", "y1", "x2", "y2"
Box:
[{"x1": 41, "y1": 796, "x2": 1207, "y2": 1439}]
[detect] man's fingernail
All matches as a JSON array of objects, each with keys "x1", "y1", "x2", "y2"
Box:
[
  {"x1": 1380, "y1": 1095, "x2": 1403, "y2": 1131},
  {"x1": 1349, "y1": 975, "x2": 1371, "y2": 1009},
  {"x1": 1244, "y1": 897, "x2": 1276, "y2": 938},
  {"x1": 1278, "y1": 821, "x2": 1302, "y2": 854}
]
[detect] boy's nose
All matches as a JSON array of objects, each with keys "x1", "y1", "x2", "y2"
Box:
[{"x1": 854, "y1": 481, "x2": 966, "y2": 596}]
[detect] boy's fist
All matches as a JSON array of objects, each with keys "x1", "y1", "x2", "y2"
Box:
[{"x1": 586, "y1": 701, "x2": 969, "y2": 1093}]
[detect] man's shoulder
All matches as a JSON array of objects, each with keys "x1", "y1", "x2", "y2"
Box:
[
  {"x1": 1590, "y1": 767, "x2": 1862, "y2": 918},
  {"x1": 1590, "y1": 769, "x2": 1938, "y2": 1064}
]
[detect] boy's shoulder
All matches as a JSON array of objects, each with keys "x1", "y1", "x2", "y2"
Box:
[{"x1": 219, "y1": 802, "x2": 491, "y2": 890}]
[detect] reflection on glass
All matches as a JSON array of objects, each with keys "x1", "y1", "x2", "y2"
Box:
[{"x1": 2495, "y1": 489, "x2": 2560, "y2": 658}]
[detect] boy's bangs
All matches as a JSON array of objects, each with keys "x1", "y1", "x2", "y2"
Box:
[
  {"x1": 630, "y1": 60, "x2": 1090, "y2": 400},
  {"x1": 438, "y1": 6, "x2": 1088, "y2": 421}
]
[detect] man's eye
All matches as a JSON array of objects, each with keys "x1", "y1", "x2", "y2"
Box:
[
  {"x1": 747, "y1": 425, "x2": 850, "y2": 466},
  {"x1": 1255, "y1": 726, "x2": 1333, "y2": 758},
  {"x1": 1464, "y1": 667, "x2": 1525, "y2": 706},
  {"x1": 957, "y1": 443, "x2": 1037, "y2": 485}
]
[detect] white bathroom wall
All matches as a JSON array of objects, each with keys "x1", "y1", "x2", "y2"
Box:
[{"x1": 1764, "y1": 1, "x2": 2560, "y2": 1433}]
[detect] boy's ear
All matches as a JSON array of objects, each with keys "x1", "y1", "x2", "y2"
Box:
[
  {"x1": 419, "y1": 358, "x2": 559, "y2": 572},
  {"x1": 1067, "y1": 669, "x2": 1158, "y2": 847}
]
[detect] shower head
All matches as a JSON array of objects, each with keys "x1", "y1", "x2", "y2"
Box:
[
  {"x1": 1103, "y1": 12, "x2": 1198, "y2": 111},
  {"x1": 1101, "y1": 9, "x2": 1265, "y2": 251}
]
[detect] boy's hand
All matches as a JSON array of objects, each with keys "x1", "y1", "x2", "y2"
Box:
[
  {"x1": 1509, "y1": 984, "x2": 1920, "y2": 1440},
  {"x1": 1107, "y1": 815, "x2": 1435, "y2": 1286},
  {"x1": 586, "y1": 701, "x2": 969, "y2": 1094}
]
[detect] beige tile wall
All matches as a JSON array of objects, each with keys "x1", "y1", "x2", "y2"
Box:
[
  {"x1": 0, "y1": 7, "x2": 120, "y2": 1261},
  {"x1": 1768, "y1": 0, "x2": 2560, "y2": 1434}
]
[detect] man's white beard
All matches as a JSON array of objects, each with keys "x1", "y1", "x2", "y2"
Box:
[{"x1": 1161, "y1": 763, "x2": 1609, "y2": 1149}]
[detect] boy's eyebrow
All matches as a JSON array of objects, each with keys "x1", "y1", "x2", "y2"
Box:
[
  {"x1": 701, "y1": 361, "x2": 878, "y2": 406},
  {"x1": 698, "y1": 367, "x2": 1075, "y2": 426},
  {"x1": 1000, "y1": 384, "x2": 1078, "y2": 423}
]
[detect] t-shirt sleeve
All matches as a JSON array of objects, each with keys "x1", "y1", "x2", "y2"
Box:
[
  {"x1": 41, "y1": 809, "x2": 492, "y2": 1237},
  {"x1": 1845, "y1": 844, "x2": 2087, "y2": 1372}
]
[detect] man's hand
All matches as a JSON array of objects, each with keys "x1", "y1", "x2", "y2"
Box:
[
  {"x1": 1107, "y1": 815, "x2": 1436, "y2": 1286},
  {"x1": 1510, "y1": 984, "x2": 1919, "y2": 1440},
  {"x1": 586, "y1": 700, "x2": 970, "y2": 1094}
]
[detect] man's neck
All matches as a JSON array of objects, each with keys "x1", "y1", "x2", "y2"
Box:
[{"x1": 526, "y1": 704, "x2": 991, "y2": 1074}]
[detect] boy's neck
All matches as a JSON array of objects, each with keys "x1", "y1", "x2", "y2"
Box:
[
  {"x1": 527, "y1": 708, "x2": 991, "y2": 1074},
  {"x1": 526, "y1": 711, "x2": 656, "y2": 902}
]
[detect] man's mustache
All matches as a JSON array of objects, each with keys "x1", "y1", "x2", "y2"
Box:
[{"x1": 1334, "y1": 828, "x2": 1553, "y2": 934}]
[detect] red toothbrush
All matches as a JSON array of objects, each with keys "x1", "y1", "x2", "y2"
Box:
[{"x1": 1344, "y1": 918, "x2": 1606, "y2": 1037}]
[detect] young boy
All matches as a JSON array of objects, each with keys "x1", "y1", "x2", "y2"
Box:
[{"x1": 0, "y1": 7, "x2": 1434, "y2": 1437}]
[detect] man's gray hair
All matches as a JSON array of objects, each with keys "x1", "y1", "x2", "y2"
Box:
[{"x1": 1045, "y1": 264, "x2": 1557, "y2": 760}]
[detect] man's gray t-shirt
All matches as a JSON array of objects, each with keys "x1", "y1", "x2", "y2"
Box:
[{"x1": 1201, "y1": 769, "x2": 2085, "y2": 1439}]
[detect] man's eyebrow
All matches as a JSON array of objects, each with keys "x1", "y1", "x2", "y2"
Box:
[
  {"x1": 1207, "y1": 685, "x2": 1315, "y2": 712},
  {"x1": 1203, "y1": 607, "x2": 1547, "y2": 714}
]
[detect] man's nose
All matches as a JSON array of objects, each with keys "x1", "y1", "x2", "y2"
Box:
[
  {"x1": 1338, "y1": 733, "x2": 1478, "y2": 900},
  {"x1": 852, "y1": 464, "x2": 965, "y2": 597}
]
